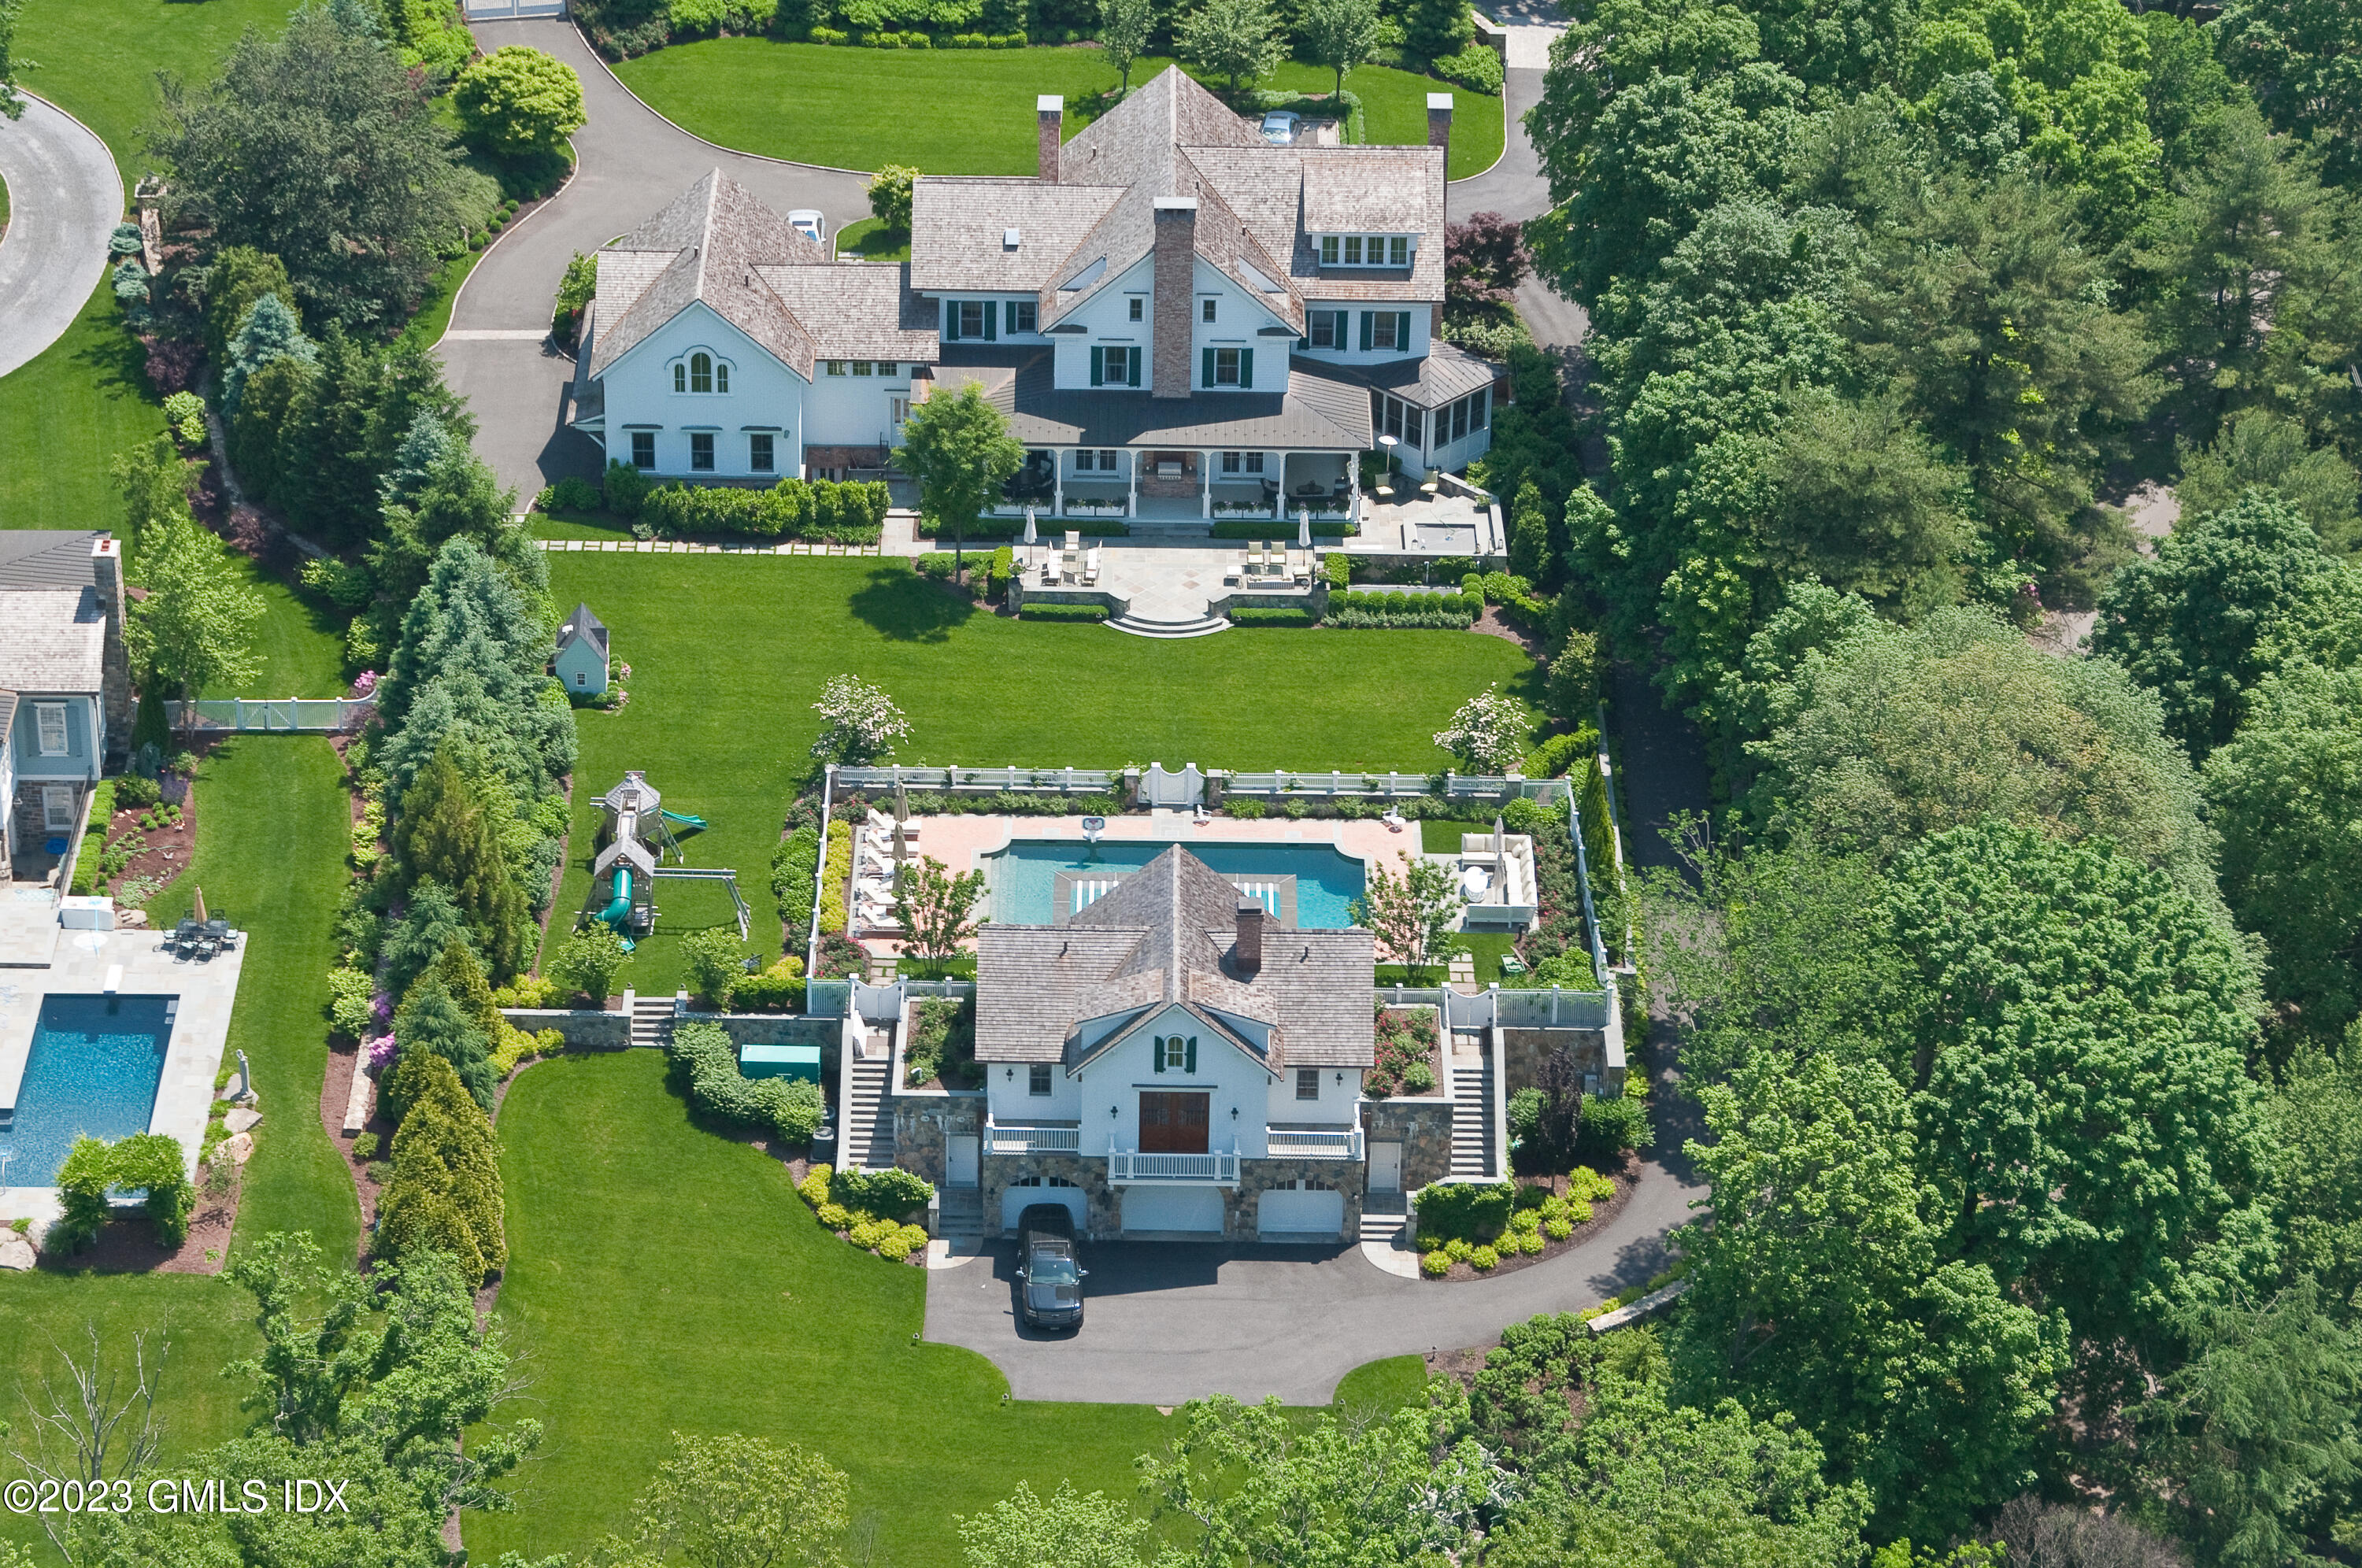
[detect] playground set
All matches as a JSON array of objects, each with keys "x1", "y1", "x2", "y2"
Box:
[{"x1": 590, "y1": 771, "x2": 751, "y2": 948}]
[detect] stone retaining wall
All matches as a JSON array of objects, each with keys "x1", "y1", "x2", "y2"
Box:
[
  {"x1": 502, "y1": 1007, "x2": 629, "y2": 1048},
  {"x1": 983, "y1": 1150, "x2": 1113, "y2": 1239},
  {"x1": 1500, "y1": 1026, "x2": 1622, "y2": 1096},
  {"x1": 890, "y1": 1091, "x2": 981, "y2": 1186},
  {"x1": 1230, "y1": 1156, "x2": 1366, "y2": 1239},
  {"x1": 1363, "y1": 1097, "x2": 1455, "y2": 1191}
]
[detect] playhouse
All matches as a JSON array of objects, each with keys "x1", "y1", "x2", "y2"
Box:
[
  {"x1": 554, "y1": 602, "x2": 610, "y2": 697},
  {"x1": 588, "y1": 770, "x2": 751, "y2": 947}
]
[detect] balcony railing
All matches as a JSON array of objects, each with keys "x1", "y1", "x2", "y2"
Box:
[
  {"x1": 1108, "y1": 1148, "x2": 1241, "y2": 1185},
  {"x1": 985, "y1": 1119, "x2": 1081, "y2": 1154},
  {"x1": 1264, "y1": 1126, "x2": 1364, "y2": 1160}
]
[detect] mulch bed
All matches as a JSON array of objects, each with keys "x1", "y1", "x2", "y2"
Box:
[
  {"x1": 1471, "y1": 605, "x2": 1546, "y2": 656},
  {"x1": 1417, "y1": 1152, "x2": 1643, "y2": 1285},
  {"x1": 96, "y1": 786, "x2": 198, "y2": 915}
]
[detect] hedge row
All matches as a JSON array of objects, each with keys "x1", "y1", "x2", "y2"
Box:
[
  {"x1": 1210, "y1": 518, "x2": 1354, "y2": 539},
  {"x1": 1021, "y1": 602, "x2": 1107, "y2": 622},
  {"x1": 667, "y1": 1020, "x2": 825, "y2": 1144},
  {"x1": 916, "y1": 515, "x2": 1129, "y2": 540},
  {"x1": 630, "y1": 474, "x2": 891, "y2": 542},
  {"x1": 1325, "y1": 590, "x2": 1480, "y2": 627},
  {"x1": 808, "y1": 24, "x2": 1026, "y2": 43},
  {"x1": 1231, "y1": 607, "x2": 1318, "y2": 627}
]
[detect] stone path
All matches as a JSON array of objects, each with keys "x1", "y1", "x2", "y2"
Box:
[{"x1": 0, "y1": 93, "x2": 123, "y2": 378}]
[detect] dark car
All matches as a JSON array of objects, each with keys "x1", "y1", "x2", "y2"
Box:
[{"x1": 1015, "y1": 1204, "x2": 1087, "y2": 1329}]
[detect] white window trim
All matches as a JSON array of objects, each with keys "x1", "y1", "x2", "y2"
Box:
[
  {"x1": 42, "y1": 785, "x2": 76, "y2": 831},
  {"x1": 35, "y1": 702, "x2": 68, "y2": 757}
]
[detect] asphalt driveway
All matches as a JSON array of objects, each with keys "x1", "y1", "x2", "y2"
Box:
[
  {"x1": 0, "y1": 93, "x2": 123, "y2": 378},
  {"x1": 925, "y1": 1151, "x2": 1701, "y2": 1406},
  {"x1": 441, "y1": 18, "x2": 870, "y2": 497}
]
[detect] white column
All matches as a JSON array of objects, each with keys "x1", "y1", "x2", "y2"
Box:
[
  {"x1": 1054, "y1": 449, "x2": 1064, "y2": 517},
  {"x1": 1272, "y1": 451, "x2": 1284, "y2": 518},
  {"x1": 1349, "y1": 450, "x2": 1361, "y2": 527},
  {"x1": 1201, "y1": 450, "x2": 1212, "y2": 518},
  {"x1": 1127, "y1": 453, "x2": 1138, "y2": 518}
]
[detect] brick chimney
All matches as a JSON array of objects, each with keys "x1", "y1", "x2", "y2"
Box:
[
  {"x1": 91, "y1": 535, "x2": 132, "y2": 769},
  {"x1": 1038, "y1": 94, "x2": 1064, "y2": 183},
  {"x1": 1235, "y1": 898, "x2": 1265, "y2": 977},
  {"x1": 1152, "y1": 196, "x2": 1198, "y2": 401},
  {"x1": 1427, "y1": 92, "x2": 1453, "y2": 156}
]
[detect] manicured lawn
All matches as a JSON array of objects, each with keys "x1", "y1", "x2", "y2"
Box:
[
  {"x1": 835, "y1": 216, "x2": 912, "y2": 262},
  {"x1": 468, "y1": 1050, "x2": 1174, "y2": 1567},
  {"x1": 0, "y1": 279, "x2": 165, "y2": 526},
  {"x1": 615, "y1": 42, "x2": 1501, "y2": 179},
  {"x1": 539, "y1": 553, "x2": 1536, "y2": 990},
  {"x1": 146, "y1": 738, "x2": 362, "y2": 1259},
  {"x1": 1333, "y1": 1353, "x2": 1429, "y2": 1412},
  {"x1": 17, "y1": 0, "x2": 305, "y2": 190},
  {"x1": 399, "y1": 244, "x2": 491, "y2": 353}
]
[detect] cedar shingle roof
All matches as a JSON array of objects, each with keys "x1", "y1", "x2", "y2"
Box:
[
  {"x1": 0, "y1": 531, "x2": 102, "y2": 591},
  {"x1": 589, "y1": 170, "x2": 831, "y2": 379},
  {"x1": 927, "y1": 346, "x2": 1373, "y2": 449},
  {"x1": 751, "y1": 262, "x2": 942, "y2": 361},
  {"x1": 0, "y1": 588, "x2": 107, "y2": 692},
  {"x1": 909, "y1": 179, "x2": 1127, "y2": 294},
  {"x1": 976, "y1": 846, "x2": 1374, "y2": 1069}
]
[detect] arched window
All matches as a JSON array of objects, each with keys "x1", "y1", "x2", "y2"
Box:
[
  {"x1": 690, "y1": 352, "x2": 713, "y2": 394},
  {"x1": 672, "y1": 361, "x2": 687, "y2": 393},
  {"x1": 714, "y1": 360, "x2": 729, "y2": 394}
]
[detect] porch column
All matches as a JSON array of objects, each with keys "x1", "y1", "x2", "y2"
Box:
[
  {"x1": 1349, "y1": 450, "x2": 1361, "y2": 527},
  {"x1": 1053, "y1": 449, "x2": 1064, "y2": 518},
  {"x1": 1127, "y1": 453, "x2": 1138, "y2": 518},
  {"x1": 1272, "y1": 452, "x2": 1285, "y2": 519},
  {"x1": 1201, "y1": 450, "x2": 1212, "y2": 518}
]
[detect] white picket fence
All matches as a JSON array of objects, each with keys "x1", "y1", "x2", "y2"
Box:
[
  {"x1": 827, "y1": 763, "x2": 1566, "y2": 808},
  {"x1": 164, "y1": 697, "x2": 376, "y2": 734},
  {"x1": 1375, "y1": 985, "x2": 1614, "y2": 1031},
  {"x1": 1224, "y1": 770, "x2": 1567, "y2": 804},
  {"x1": 833, "y1": 765, "x2": 1120, "y2": 794},
  {"x1": 460, "y1": 0, "x2": 565, "y2": 17}
]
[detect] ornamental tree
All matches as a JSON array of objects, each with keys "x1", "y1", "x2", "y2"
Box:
[
  {"x1": 959, "y1": 1481, "x2": 1151, "y2": 1568},
  {"x1": 679, "y1": 926, "x2": 750, "y2": 1009},
  {"x1": 1434, "y1": 682, "x2": 1532, "y2": 773},
  {"x1": 111, "y1": 434, "x2": 202, "y2": 549},
  {"x1": 866, "y1": 164, "x2": 917, "y2": 234},
  {"x1": 1175, "y1": 0, "x2": 1283, "y2": 91},
  {"x1": 453, "y1": 46, "x2": 586, "y2": 159},
  {"x1": 894, "y1": 382, "x2": 1024, "y2": 571},
  {"x1": 0, "y1": 0, "x2": 26, "y2": 122},
  {"x1": 602, "y1": 1431, "x2": 850, "y2": 1568},
  {"x1": 127, "y1": 514, "x2": 266, "y2": 706},
  {"x1": 890, "y1": 854, "x2": 987, "y2": 963},
  {"x1": 1444, "y1": 211, "x2": 1529, "y2": 311},
  {"x1": 552, "y1": 921, "x2": 633, "y2": 1008},
  {"x1": 809, "y1": 674, "x2": 911, "y2": 764},
  {"x1": 1097, "y1": 0, "x2": 1153, "y2": 98},
  {"x1": 1350, "y1": 856, "x2": 1461, "y2": 982}
]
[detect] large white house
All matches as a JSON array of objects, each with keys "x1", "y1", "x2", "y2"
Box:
[
  {"x1": 2, "y1": 531, "x2": 130, "y2": 880},
  {"x1": 569, "y1": 68, "x2": 1498, "y2": 516}
]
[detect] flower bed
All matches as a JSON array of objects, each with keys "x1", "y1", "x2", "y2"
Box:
[
  {"x1": 1415, "y1": 1168, "x2": 1619, "y2": 1281},
  {"x1": 1366, "y1": 1005, "x2": 1441, "y2": 1096},
  {"x1": 796, "y1": 1163, "x2": 934, "y2": 1261}
]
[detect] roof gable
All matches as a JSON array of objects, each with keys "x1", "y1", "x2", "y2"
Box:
[{"x1": 591, "y1": 170, "x2": 830, "y2": 379}]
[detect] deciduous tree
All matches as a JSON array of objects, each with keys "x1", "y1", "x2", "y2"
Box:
[
  {"x1": 1349, "y1": 856, "x2": 1460, "y2": 982},
  {"x1": 959, "y1": 1481, "x2": 1150, "y2": 1568},
  {"x1": 890, "y1": 854, "x2": 987, "y2": 963},
  {"x1": 894, "y1": 382, "x2": 1024, "y2": 571},
  {"x1": 1097, "y1": 0, "x2": 1152, "y2": 97},
  {"x1": 126, "y1": 514, "x2": 266, "y2": 705},
  {"x1": 1175, "y1": 0, "x2": 1283, "y2": 91},
  {"x1": 452, "y1": 46, "x2": 587, "y2": 159},
  {"x1": 597, "y1": 1432, "x2": 849, "y2": 1568},
  {"x1": 1297, "y1": 0, "x2": 1380, "y2": 100},
  {"x1": 809, "y1": 674, "x2": 911, "y2": 764}
]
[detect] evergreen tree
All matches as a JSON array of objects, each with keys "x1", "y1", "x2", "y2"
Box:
[
  {"x1": 375, "y1": 1052, "x2": 506, "y2": 1281},
  {"x1": 220, "y1": 292, "x2": 317, "y2": 416},
  {"x1": 390, "y1": 967, "x2": 497, "y2": 1115},
  {"x1": 381, "y1": 877, "x2": 475, "y2": 1000},
  {"x1": 201, "y1": 246, "x2": 295, "y2": 371},
  {"x1": 1508, "y1": 479, "x2": 1551, "y2": 582},
  {"x1": 1402, "y1": 0, "x2": 1472, "y2": 65},
  {"x1": 379, "y1": 409, "x2": 461, "y2": 512},
  {"x1": 228, "y1": 355, "x2": 317, "y2": 504},
  {"x1": 391, "y1": 743, "x2": 531, "y2": 976}
]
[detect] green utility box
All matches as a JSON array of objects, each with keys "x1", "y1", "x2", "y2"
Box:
[{"x1": 739, "y1": 1042, "x2": 823, "y2": 1083}]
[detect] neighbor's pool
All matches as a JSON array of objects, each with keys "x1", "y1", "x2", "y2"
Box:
[
  {"x1": 2, "y1": 994, "x2": 176, "y2": 1187},
  {"x1": 983, "y1": 839, "x2": 1366, "y2": 928}
]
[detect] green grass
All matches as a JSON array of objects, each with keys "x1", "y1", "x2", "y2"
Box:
[
  {"x1": 468, "y1": 1050, "x2": 1174, "y2": 1567},
  {"x1": 1420, "y1": 816, "x2": 1490, "y2": 852},
  {"x1": 0, "y1": 279, "x2": 165, "y2": 524},
  {"x1": 1333, "y1": 1354, "x2": 1429, "y2": 1412},
  {"x1": 146, "y1": 738, "x2": 362, "y2": 1257},
  {"x1": 835, "y1": 216, "x2": 912, "y2": 262},
  {"x1": 614, "y1": 43, "x2": 1502, "y2": 179},
  {"x1": 398, "y1": 243, "x2": 492, "y2": 353},
  {"x1": 18, "y1": 0, "x2": 305, "y2": 193},
  {"x1": 539, "y1": 554, "x2": 1535, "y2": 991}
]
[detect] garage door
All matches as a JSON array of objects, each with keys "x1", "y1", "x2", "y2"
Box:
[
  {"x1": 1001, "y1": 1185, "x2": 1086, "y2": 1233},
  {"x1": 1257, "y1": 1185, "x2": 1346, "y2": 1237},
  {"x1": 1120, "y1": 1185, "x2": 1224, "y2": 1234}
]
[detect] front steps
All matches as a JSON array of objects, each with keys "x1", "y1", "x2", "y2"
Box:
[
  {"x1": 1359, "y1": 1190, "x2": 1409, "y2": 1247},
  {"x1": 1447, "y1": 1032, "x2": 1497, "y2": 1178},
  {"x1": 1106, "y1": 611, "x2": 1231, "y2": 638},
  {"x1": 938, "y1": 1186, "x2": 983, "y2": 1237},
  {"x1": 629, "y1": 994, "x2": 675, "y2": 1050},
  {"x1": 842, "y1": 1037, "x2": 897, "y2": 1170}
]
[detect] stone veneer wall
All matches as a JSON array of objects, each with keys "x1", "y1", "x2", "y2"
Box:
[
  {"x1": 502, "y1": 1007, "x2": 630, "y2": 1048},
  {"x1": 1363, "y1": 1097, "x2": 1456, "y2": 1191},
  {"x1": 981, "y1": 1152, "x2": 1368, "y2": 1241},
  {"x1": 1229, "y1": 1157, "x2": 1366, "y2": 1239},
  {"x1": 1499, "y1": 1027, "x2": 1622, "y2": 1096},
  {"x1": 682, "y1": 1012, "x2": 839, "y2": 1054},
  {"x1": 983, "y1": 1150, "x2": 1116, "y2": 1239},
  {"x1": 890, "y1": 1091, "x2": 981, "y2": 1187}
]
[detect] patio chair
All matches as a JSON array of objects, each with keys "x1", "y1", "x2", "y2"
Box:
[
  {"x1": 1082, "y1": 546, "x2": 1101, "y2": 586},
  {"x1": 1064, "y1": 531, "x2": 1081, "y2": 553}
]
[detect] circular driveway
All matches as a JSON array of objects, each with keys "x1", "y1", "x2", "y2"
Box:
[
  {"x1": 925, "y1": 1152, "x2": 1701, "y2": 1406},
  {"x1": 0, "y1": 92, "x2": 123, "y2": 378},
  {"x1": 440, "y1": 17, "x2": 871, "y2": 498}
]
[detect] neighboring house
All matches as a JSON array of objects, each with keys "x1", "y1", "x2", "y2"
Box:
[
  {"x1": 553, "y1": 601, "x2": 611, "y2": 697},
  {"x1": 969, "y1": 845, "x2": 1377, "y2": 1241},
  {"x1": 0, "y1": 531, "x2": 131, "y2": 879},
  {"x1": 571, "y1": 68, "x2": 1496, "y2": 508}
]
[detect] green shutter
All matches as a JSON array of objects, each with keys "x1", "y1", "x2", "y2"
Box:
[
  {"x1": 1240, "y1": 349, "x2": 1253, "y2": 388},
  {"x1": 1153, "y1": 1037, "x2": 1167, "y2": 1074},
  {"x1": 1184, "y1": 1037, "x2": 1198, "y2": 1074},
  {"x1": 1090, "y1": 347, "x2": 1103, "y2": 386},
  {"x1": 1128, "y1": 350, "x2": 1141, "y2": 387},
  {"x1": 1358, "y1": 312, "x2": 1373, "y2": 352},
  {"x1": 1398, "y1": 312, "x2": 1413, "y2": 349},
  {"x1": 943, "y1": 300, "x2": 957, "y2": 341},
  {"x1": 983, "y1": 302, "x2": 997, "y2": 341},
  {"x1": 1202, "y1": 347, "x2": 1215, "y2": 387}
]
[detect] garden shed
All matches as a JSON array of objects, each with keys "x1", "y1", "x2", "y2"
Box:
[{"x1": 553, "y1": 602, "x2": 609, "y2": 697}]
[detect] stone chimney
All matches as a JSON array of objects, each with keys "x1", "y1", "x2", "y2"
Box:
[
  {"x1": 1151, "y1": 196, "x2": 1198, "y2": 401},
  {"x1": 1235, "y1": 898, "x2": 1266, "y2": 977},
  {"x1": 1427, "y1": 92, "x2": 1453, "y2": 156},
  {"x1": 1038, "y1": 95, "x2": 1064, "y2": 183},
  {"x1": 91, "y1": 535, "x2": 132, "y2": 769}
]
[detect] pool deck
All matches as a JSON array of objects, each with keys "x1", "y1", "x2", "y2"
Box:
[
  {"x1": 0, "y1": 915, "x2": 246, "y2": 1230},
  {"x1": 853, "y1": 809, "x2": 1426, "y2": 956}
]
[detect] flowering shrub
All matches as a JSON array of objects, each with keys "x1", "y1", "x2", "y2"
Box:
[
  {"x1": 1433, "y1": 683, "x2": 1532, "y2": 773},
  {"x1": 366, "y1": 1034, "x2": 398, "y2": 1075},
  {"x1": 809, "y1": 674, "x2": 910, "y2": 764}
]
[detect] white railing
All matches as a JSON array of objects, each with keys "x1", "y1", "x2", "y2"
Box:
[
  {"x1": 1224, "y1": 769, "x2": 1568, "y2": 804},
  {"x1": 164, "y1": 696, "x2": 375, "y2": 734},
  {"x1": 831, "y1": 764, "x2": 1120, "y2": 795},
  {"x1": 1108, "y1": 1148, "x2": 1241, "y2": 1184},
  {"x1": 986, "y1": 1119, "x2": 1082, "y2": 1154},
  {"x1": 1264, "y1": 1126, "x2": 1363, "y2": 1159},
  {"x1": 1372, "y1": 986, "x2": 1614, "y2": 1032}
]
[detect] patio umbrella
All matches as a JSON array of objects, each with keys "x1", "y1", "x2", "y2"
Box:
[
  {"x1": 1298, "y1": 506, "x2": 1312, "y2": 548},
  {"x1": 892, "y1": 778, "x2": 909, "y2": 886},
  {"x1": 1493, "y1": 815, "x2": 1507, "y2": 904},
  {"x1": 1023, "y1": 507, "x2": 1038, "y2": 546},
  {"x1": 192, "y1": 886, "x2": 207, "y2": 925}
]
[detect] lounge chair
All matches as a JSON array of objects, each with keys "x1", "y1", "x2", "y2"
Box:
[{"x1": 1082, "y1": 546, "x2": 1101, "y2": 586}]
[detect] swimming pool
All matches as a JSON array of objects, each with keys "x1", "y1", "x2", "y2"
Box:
[
  {"x1": 983, "y1": 840, "x2": 1367, "y2": 928},
  {"x1": 2, "y1": 995, "x2": 176, "y2": 1188}
]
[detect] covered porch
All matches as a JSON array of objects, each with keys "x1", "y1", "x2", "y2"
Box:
[{"x1": 990, "y1": 446, "x2": 1364, "y2": 525}]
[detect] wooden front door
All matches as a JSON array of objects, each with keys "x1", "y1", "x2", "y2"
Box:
[{"x1": 1138, "y1": 1092, "x2": 1210, "y2": 1154}]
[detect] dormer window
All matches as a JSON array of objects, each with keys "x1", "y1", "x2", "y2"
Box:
[
  {"x1": 672, "y1": 351, "x2": 729, "y2": 393},
  {"x1": 1319, "y1": 234, "x2": 1412, "y2": 268}
]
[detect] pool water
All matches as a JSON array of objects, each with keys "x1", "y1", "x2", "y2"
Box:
[
  {"x1": 984, "y1": 839, "x2": 1367, "y2": 928},
  {"x1": 2, "y1": 995, "x2": 176, "y2": 1188}
]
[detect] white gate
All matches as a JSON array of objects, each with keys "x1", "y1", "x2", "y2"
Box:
[
  {"x1": 1141, "y1": 763, "x2": 1204, "y2": 808},
  {"x1": 461, "y1": 0, "x2": 566, "y2": 17}
]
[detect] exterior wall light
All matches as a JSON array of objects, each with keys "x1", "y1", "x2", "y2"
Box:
[{"x1": 1109, "y1": 1105, "x2": 1120, "y2": 1119}]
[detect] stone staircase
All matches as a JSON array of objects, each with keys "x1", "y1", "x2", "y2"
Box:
[
  {"x1": 937, "y1": 1185, "x2": 983, "y2": 1238},
  {"x1": 629, "y1": 993, "x2": 675, "y2": 1050},
  {"x1": 842, "y1": 1037, "x2": 897, "y2": 1170},
  {"x1": 1107, "y1": 608, "x2": 1231, "y2": 638},
  {"x1": 1358, "y1": 1190, "x2": 1409, "y2": 1247},
  {"x1": 1447, "y1": 1033, "x2": 1497, "y2": 1178}
]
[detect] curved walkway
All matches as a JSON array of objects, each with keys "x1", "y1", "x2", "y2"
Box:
[
  {"x1": 0, "y1": 94, "x2": 123, "y2": 379},
  {"x1": 442, "y1": 17, "x2": 870, "y2": 497},
  {"x1": 924, "y1": 1148, "x2": 1702, "y2": 1405}
]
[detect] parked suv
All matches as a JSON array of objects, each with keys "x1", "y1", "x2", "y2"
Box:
[{"x1": 1015, "y1": 1204, "x2": 1087, "y2": 1329}]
